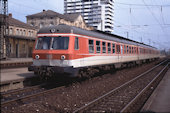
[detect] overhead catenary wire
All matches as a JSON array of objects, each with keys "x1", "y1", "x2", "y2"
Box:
[
  {"x1": 114, "y1": 0, "x2": 170, "y2": 50},
  {"x1": 115, "y1": 1, "x2": 170, "y2": 7},
  {"x1": 142, "y1": 0, "x2": 169, "y2": 37},
  {"x1": 114, "y1": 20, "x2": 168, "y2": 48}
]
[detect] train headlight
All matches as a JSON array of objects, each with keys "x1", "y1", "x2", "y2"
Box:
[
  {"x1": 61, "y1": 55, "x2": 66, "y2": 60},
  {"x1": 35, "y1": 55, "x2": 40, "y2": 60}
]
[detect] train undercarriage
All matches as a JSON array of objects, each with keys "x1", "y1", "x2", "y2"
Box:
[{"x1": 28, "y1": 58, "x2": 158, "y2": 80}]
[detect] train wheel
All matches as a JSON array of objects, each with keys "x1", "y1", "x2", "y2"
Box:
[
  {"x1": 77, "y1": 68, "x2": 86, "y2": 78},
  {"x1": 110, "y1": 65, "x2": 116, "y2": 73},
  {"x1": 34, "y1": 71, "x2": 38, "y2": 75}
]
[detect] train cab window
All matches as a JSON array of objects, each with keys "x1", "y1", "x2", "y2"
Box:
[
  {"x1": 52, "y1": 37, "x2": 69, "y2": 50},
  {"x1": 36, "y1": 37, "x2": 51, "y2": 50},
  {"x1": 74, "y1": 37, "x2": 79, "y2": 50},
  {"x1": 108, "y1": 43, "x2": 111, "y2": 53},
  {"x1": 102, "y1": 42, "x2": 106, "y2": 53},
  {"x1": 89, "y1": 40, "x2": 94, "y2": 53},
  {"x1": 96, "y1": 41, "x2": 101, "y2": 53},
  {"x1": 35, "y1": 37, "x2": 69, "y2": 50},
  {"x1": 112, "y1": 43, "x2": 115, "y2": 53},
  {"x1": 36, "y1": 37, "x2": 69, "y2": 50},
  {"x1": 116, "y1": 45, "x2": 120, "y2": 54}
]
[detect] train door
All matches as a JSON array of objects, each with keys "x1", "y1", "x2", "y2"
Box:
[
  {"x1": 116, "y1": 44, "x2": 120, "y2": 62},
  {"x1": 121, "y1": 45, "x2": 123, "y2": 54},
  {"x1": 75, "y1": 37, "x2": 82, "y2": 67},
  {"x1": 120, "y1": 45, "x2": 123, "y2": 61},
  {"x1": 137, "y1": 46, "x2": 140, "y2": 60}
]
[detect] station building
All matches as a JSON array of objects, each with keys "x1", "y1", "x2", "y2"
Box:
[
  {"x1": 26, "y1": 10, "x2": 93, "y2": 30},
  {"x1": 2, "y1": 14, "x2": 37, "y2": 58}
]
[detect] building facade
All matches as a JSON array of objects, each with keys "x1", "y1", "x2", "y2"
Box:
[
  {"x1": 64, "y1": 0, "x2": 114, "y2": 33},
  {"x1": 2, "y1": 14, "x2": 37, "y2": 58},
  {"x1": 26, "y1": 10, "x2": 93, "y2": 30}
]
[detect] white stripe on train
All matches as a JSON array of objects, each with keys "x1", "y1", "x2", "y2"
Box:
[{"x1": 33, "y1": 54, "x2": 159, "y2": 68}]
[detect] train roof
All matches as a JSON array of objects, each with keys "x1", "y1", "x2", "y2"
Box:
[{"x1": 38, "y1": 24, "x2": 156, "y2": 49}]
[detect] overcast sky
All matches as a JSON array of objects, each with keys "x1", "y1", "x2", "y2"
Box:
[{"x1": 8, "y1": 0, "x2": 170, "y2": 51}]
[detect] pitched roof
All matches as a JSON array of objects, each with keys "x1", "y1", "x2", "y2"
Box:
[
  {"x1": 38, "y1": 24, "x2": 155, "y2": 49},
  {"x1": 63, "y1": 13, "x2": 81, "y2": 21},
  {"x1": 0, "y1": 14, "x2": 37, "y2": 30},
  {"x1": 27, "y1": 10, "x2": 64, "y2": 18},
  {"x1": 26, "y1": 10, "x2": 80, "y2": 22}
]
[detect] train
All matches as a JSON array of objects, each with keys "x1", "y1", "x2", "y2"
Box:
[{"x1": 28, "y1": 24, "x2": 160, "y2": 78}]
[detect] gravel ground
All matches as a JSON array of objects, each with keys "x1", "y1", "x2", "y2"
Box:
[{"x1": 1, "y1": 61, "x2": 160, "y2": 113}]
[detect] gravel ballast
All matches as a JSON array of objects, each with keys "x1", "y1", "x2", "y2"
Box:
[{"x1": 1, "y1": 61, "x2": 161, "y2": 113}]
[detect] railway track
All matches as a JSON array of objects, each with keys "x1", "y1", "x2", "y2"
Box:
[
  {"x1": 73, "y1": 59, "x2": 170, "y2": 113},
  {"x1": 1, "y1": 77, "x2": 74, "y2": 109},
  {"x1": 1, "y1": 83, "x2": 50, "y2": 102}
]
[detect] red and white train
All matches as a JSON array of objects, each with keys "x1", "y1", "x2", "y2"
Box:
[{"x1": 28, "y1": 24, "x2": 160, "y2": 77}]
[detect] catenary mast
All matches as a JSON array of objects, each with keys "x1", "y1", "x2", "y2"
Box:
[{"x1": 0, "y1": 0, "x2": 9, "y2": 59}]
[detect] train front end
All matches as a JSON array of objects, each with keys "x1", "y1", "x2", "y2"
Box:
[{"x1": 28, "y1": 26, "x2": 77, "y2": 78}]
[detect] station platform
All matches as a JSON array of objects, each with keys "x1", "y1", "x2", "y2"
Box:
[
  {"x1": 0, "y1": 67, "x2": 36, "y2": 92},
  {"x1": 141, "y1": 68, "x2": 170, "y2": 112},
  {"x1": 1, "y1": 67, "x2": 35, "y2": 83},
  {"x1": 0, "y1": 58, "x2": 33, "y2": 68}
]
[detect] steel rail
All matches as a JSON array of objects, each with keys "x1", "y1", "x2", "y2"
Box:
[
  {"x1": 1, "y1": 83, "x2": 46, "y2": 97},
  {"x1": 120, "y1": 62, "x2": 169, "y2": 112},
  {"x1": 1, "y1": 85, "x2": 65, "y2": 108},
  {"x1": 72, "y1": 59, "x2": 168, "y2": 113}
]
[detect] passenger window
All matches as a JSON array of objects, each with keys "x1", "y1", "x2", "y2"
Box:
[
  {"x1": 127, "y1": 46, "x2": 129, "y2": 54},
  {"x1": 116, "y1": 44, "x2": 120, "y2": 54},
  {"x1": 137, "y1": 47, "x2": 138, "y2": 54},
  {"x1": 108, "y1": 43, "x2": 111, "y2": 53},
  {"x1": 96, "y1": 41, "x2": 100, "y2": 53},
  {"x1": 112, "y1": 43, "x2": 115, "y2": 53},
  {"x1": 89, "y1": 40, "x2": 94, "y2": 53},
  {"x1": 102, "y1": 42, "x2": 106, "y2": 53},
  {"x1": 74, "y1": 37, "x2": 79, "y2": 50},
  {"x1": 132, "y1": 47, "x2": 133, "y2": 54},
  {"x1": 129, "y1": 46, "x2": 131, "y2": 54},
  {"x1": 141, "y1": 49, "x2": 144, "y2": 54}
]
